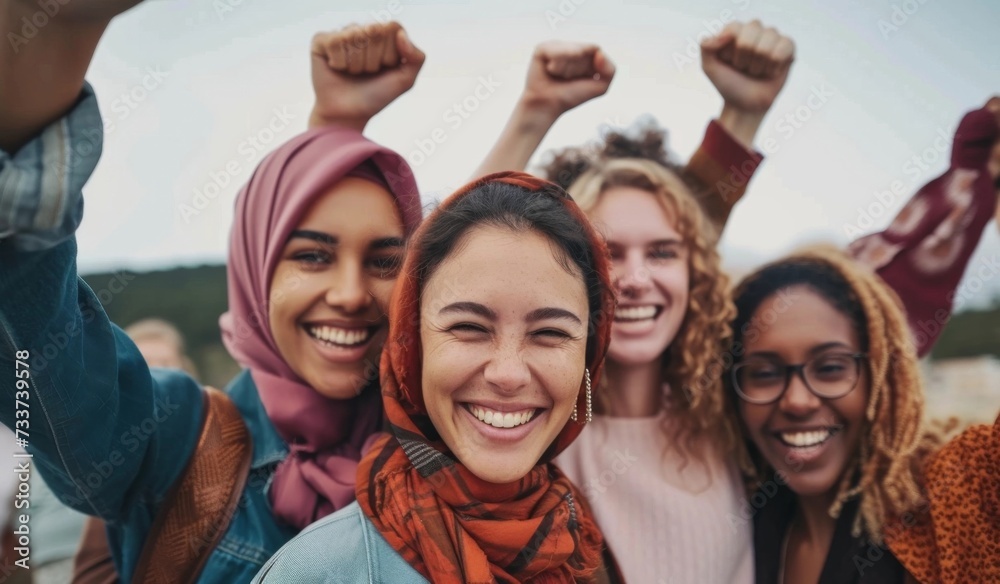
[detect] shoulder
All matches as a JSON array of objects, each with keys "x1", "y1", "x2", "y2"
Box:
[{"x1": 252, "y1": 501, "x2": 426, "y2": 583}]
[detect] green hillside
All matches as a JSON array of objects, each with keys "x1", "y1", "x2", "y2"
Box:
[{"x1": 81, "y1": 264, "x2": 1000, "y2": 388}]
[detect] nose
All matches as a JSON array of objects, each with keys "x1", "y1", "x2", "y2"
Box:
[
  {"x1": 777, "y1": 370, "x2": 821, "y2": 417},
  {"x1": 483, "y1": 338, "x2": 531, "y2": 393},
  {"x1": 616, "y1": 250, "x2": 652, "y2": 299},
  {"x1": 324, "y1": 260, "x2": 373, "y2": 314}
]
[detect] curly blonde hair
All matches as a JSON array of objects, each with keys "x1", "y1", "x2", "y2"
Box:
[
  {"x1": 726, "y1": 246, "x2": 950, "y2": 543},
  {"x1": 565, "y1": 157, "x2": 738, "y2": 463}
]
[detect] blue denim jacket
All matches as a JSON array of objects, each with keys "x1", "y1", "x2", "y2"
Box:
[
  {"x1": 252, "y1": 501, "x2": 427, "y2": 583},
  {"x1": 0, "y1": 85, "x2": 297, "y2": 582}
]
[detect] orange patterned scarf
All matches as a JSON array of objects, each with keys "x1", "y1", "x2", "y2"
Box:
[{"x1": 356, "y1": 172, "x2": 616, "y2": 583}]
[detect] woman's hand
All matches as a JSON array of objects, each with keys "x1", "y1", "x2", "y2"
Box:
[
  {"x1": 518, "y1": 41, "x2": 616, "y2": 124},
  {"x1": 309, "y1": 21, "x2": 426, "y2": 131},
  {"x1": 700, "y1": 20, "x2": 795, "y2": 149}
]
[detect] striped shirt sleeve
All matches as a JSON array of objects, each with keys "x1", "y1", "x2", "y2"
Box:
[{"x1": 0, "y1": 82, "x2": 102, "y2": 251}]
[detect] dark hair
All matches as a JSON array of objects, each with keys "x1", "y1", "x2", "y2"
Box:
[
  {"x1": 539, "y1": 119, "x2": 697, "y2": 194},
  {"x1": 731, "y1": 260, "x2": 869, "y2": 358},
  {"x1": 413, "y1": 180, "x2": 607, "y2": 362}
]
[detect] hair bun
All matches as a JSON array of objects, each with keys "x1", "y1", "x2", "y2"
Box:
[{"x1": 540, "y1": 115, "x2": 679, "y2": 189}]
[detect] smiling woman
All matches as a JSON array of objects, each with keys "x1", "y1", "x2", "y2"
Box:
[
  {"x1": 253, "y1": 171, "x2": 622, "y2": 583},
  {"x1": 725, "y1": 247, "x2": 939, "y2": 584}
]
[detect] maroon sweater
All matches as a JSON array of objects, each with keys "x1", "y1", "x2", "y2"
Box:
[{"x1": 849, "y1": 108, "x2": 999, "y2": 356}]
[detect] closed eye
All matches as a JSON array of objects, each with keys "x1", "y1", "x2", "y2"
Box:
[
  {"x1": 449, "y1": 323, "x2": 489, "y2": 334},
  {"x1": 293, "y1": 250, "x2": 331, "y2": 265},
  {"x1": 533, "y1": 329, "x2": 572, "y2": 338}
]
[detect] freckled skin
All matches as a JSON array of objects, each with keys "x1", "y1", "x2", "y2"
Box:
[{"x1": 420, "y1": 226, "x2": 589, "y2": 484}]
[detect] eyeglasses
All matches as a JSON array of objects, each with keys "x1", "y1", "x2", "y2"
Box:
[{"x1": 731, "y1": 352, "x2": 868, "y2": 405}]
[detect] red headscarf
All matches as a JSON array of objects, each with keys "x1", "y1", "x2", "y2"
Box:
[
  {"x1": 219, "y1": 126, "x2": 422, "y2": 530},
  {"x1": 356, "y1": 172, "x2": 617, "y2": 583}
]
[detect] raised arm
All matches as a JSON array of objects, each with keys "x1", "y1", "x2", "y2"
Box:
[
  {"x1": 0, "y1": 3, "x2": 203, "y2": 524},
  {"x1": 848, "y1": 99, "x2": 1000, "y2": 357},
  {"x1": 0, "y1": 0, "x2": 143, "y2": 153},
  {"x1": 685, "y1": 20, "x2": 795, "y2": 235},
  {"x1": 473, "y1": 41, "x2": 615, "y2": 177},
  {"x1": 308, "y1": 22, "x2": 425, "y2": 132}
]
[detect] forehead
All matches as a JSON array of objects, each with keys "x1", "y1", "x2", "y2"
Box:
[
  {"x1": 589, "y1": 186, "x2": 680, "y2": 243},
  {"x1": 295, "y1": 177, "x2": 403, "y2": 236},
  {"x1": 422, "y1": 225, "x2": 587, "y2": 314},
  {"x1": 746, "y1": 286, "x2": 859, "y2": 354}
]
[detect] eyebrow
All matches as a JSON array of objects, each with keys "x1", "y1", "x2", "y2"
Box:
[
  {"x1": 371, "y1": 237, "x2": 405, "y2": 250},
  {"x1": 439, "y1": 302, "x2": 496, "y2": 320},
  {"x1": 288, "y1": 230, "x2": 336, "y2": 245},
  {"x1": 439, "y1": 302, "x2": 582, "y2": 325},
  {"x1": 746, "y1": 342, "x2": 856, "y2": 360},
  {"x1": 607, "y1": 238, "x2": 684, "y2": 248},
  {"x1": 287, "y1": 232, "x2": 404, "y2": 250},
  {"x1": 526, "y1": 307, "x2": 582, "y2": 326}
]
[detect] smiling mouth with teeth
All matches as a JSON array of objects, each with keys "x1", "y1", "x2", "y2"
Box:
[
  {"x1": 466, "y1": 405, "x2": 537, "y2": 429},
  {"x1": 775, "y1": 427, "x2": 841, "y2": 448},
  {"x1": 306, "y1": 325, "x2": 375, "y2": 347},
  {"x1": 614, "y1": 305, "x2": 662, "y2": 322}
]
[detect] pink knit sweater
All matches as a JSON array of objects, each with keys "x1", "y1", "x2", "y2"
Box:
[{"x1": 556, "y1": 414, "x2": 754, "y2": 584}]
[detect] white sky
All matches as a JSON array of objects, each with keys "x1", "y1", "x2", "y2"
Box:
[{"x1": 78, "y1": 0, "x2": 1000, "y2": 308}]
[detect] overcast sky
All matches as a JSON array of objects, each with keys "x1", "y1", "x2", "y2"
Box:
[{"x1": 76, "y1": 0, "x2": 1000, "y2": 308}]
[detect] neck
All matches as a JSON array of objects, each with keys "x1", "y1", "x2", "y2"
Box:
[
  {"x1": 793, "y1": 491, "x2": 838, "y2": 549},
  {"x1": 602, "y1": 358, "x2": 662, "y2": 417}
]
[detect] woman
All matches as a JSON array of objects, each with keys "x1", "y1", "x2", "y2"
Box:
[
  {"x1": 550, "y1": 148, "x2": 752, "y2": 583},
  {"x1": 0, "y1": 14, "x2": 426, "y2": 583},
  {"x1": 254, "y1": 172, "x2": 621, "y2": 583},
  {"x1": 466, "y1": 22, "x2": 795, "y2": 583},
  {"x1": 723, "y1": 247, "x2": 1000, "y2": 583}
]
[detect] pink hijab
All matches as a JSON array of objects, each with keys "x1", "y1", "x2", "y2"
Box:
[{"x1": 219, "y1": 126, "x2": 421, "y2": 530}]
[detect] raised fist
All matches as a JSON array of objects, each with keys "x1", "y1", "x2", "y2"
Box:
[
  {"x1": 310, "y1": 22, "x2": 426, "y2": 130},
  {"x1": 520, "y1": 41, "x2": 616, "y2": 119},
  {"x1": 700, "y1": 20, "x2": 795, "y2": 114}
]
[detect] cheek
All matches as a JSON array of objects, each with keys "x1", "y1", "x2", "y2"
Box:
[
  {"x1": 532, "y1": 348, "x2": 586, "y2": 400},
  {"x1": 739, "y1": 402, "x2": 770, "y2": 439},
  {"x1": 651, "y1": 264, "x2": 690, "y2": 297},
  {"x1": 368, "y1": 276, "x2": 397, "y2": 313}
]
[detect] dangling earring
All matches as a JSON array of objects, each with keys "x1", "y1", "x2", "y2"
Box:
[{"x1": 572, "y1": 368, "x2": 593, "y2": 424}]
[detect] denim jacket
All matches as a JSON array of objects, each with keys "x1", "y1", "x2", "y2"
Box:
[
  {"x1": 0, "y1": 85, "x2": 297, "y2": 582},
  {"x1": 253, "y1": 501, "x2": 427, "y2": 583}
]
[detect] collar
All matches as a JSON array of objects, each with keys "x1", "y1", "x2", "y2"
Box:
[{"x1": 225, "y1": 369, "x2": 289, "y2": 468}]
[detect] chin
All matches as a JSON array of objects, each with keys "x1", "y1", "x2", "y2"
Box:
[
  {"x1": 465, "y1": 458, "x2": 535, "y2": 485},
  {"x1": 306, "y1": 366, "x2": 376, "y2": 399},
  {"x1": 607, "y1": 337, "x2": 669, "y2": 366},
  {"x1": 777, "y1": 469, "x2": 840, "y2": 498}
]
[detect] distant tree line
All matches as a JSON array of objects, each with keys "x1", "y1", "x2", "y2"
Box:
[{"x1": 81, "y1": 264, "x2": 1000, "y2": 387}]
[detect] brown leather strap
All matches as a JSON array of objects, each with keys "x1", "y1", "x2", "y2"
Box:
[
  {"x1": 72, "y1": 387, "x2": 251, "y2": 584},
  {"x1": 72, "y1": 516, "x2": 120, "y2": 584},
  {"x1": 131, "y1": 386, "x2": 252, "y2": 584}
]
